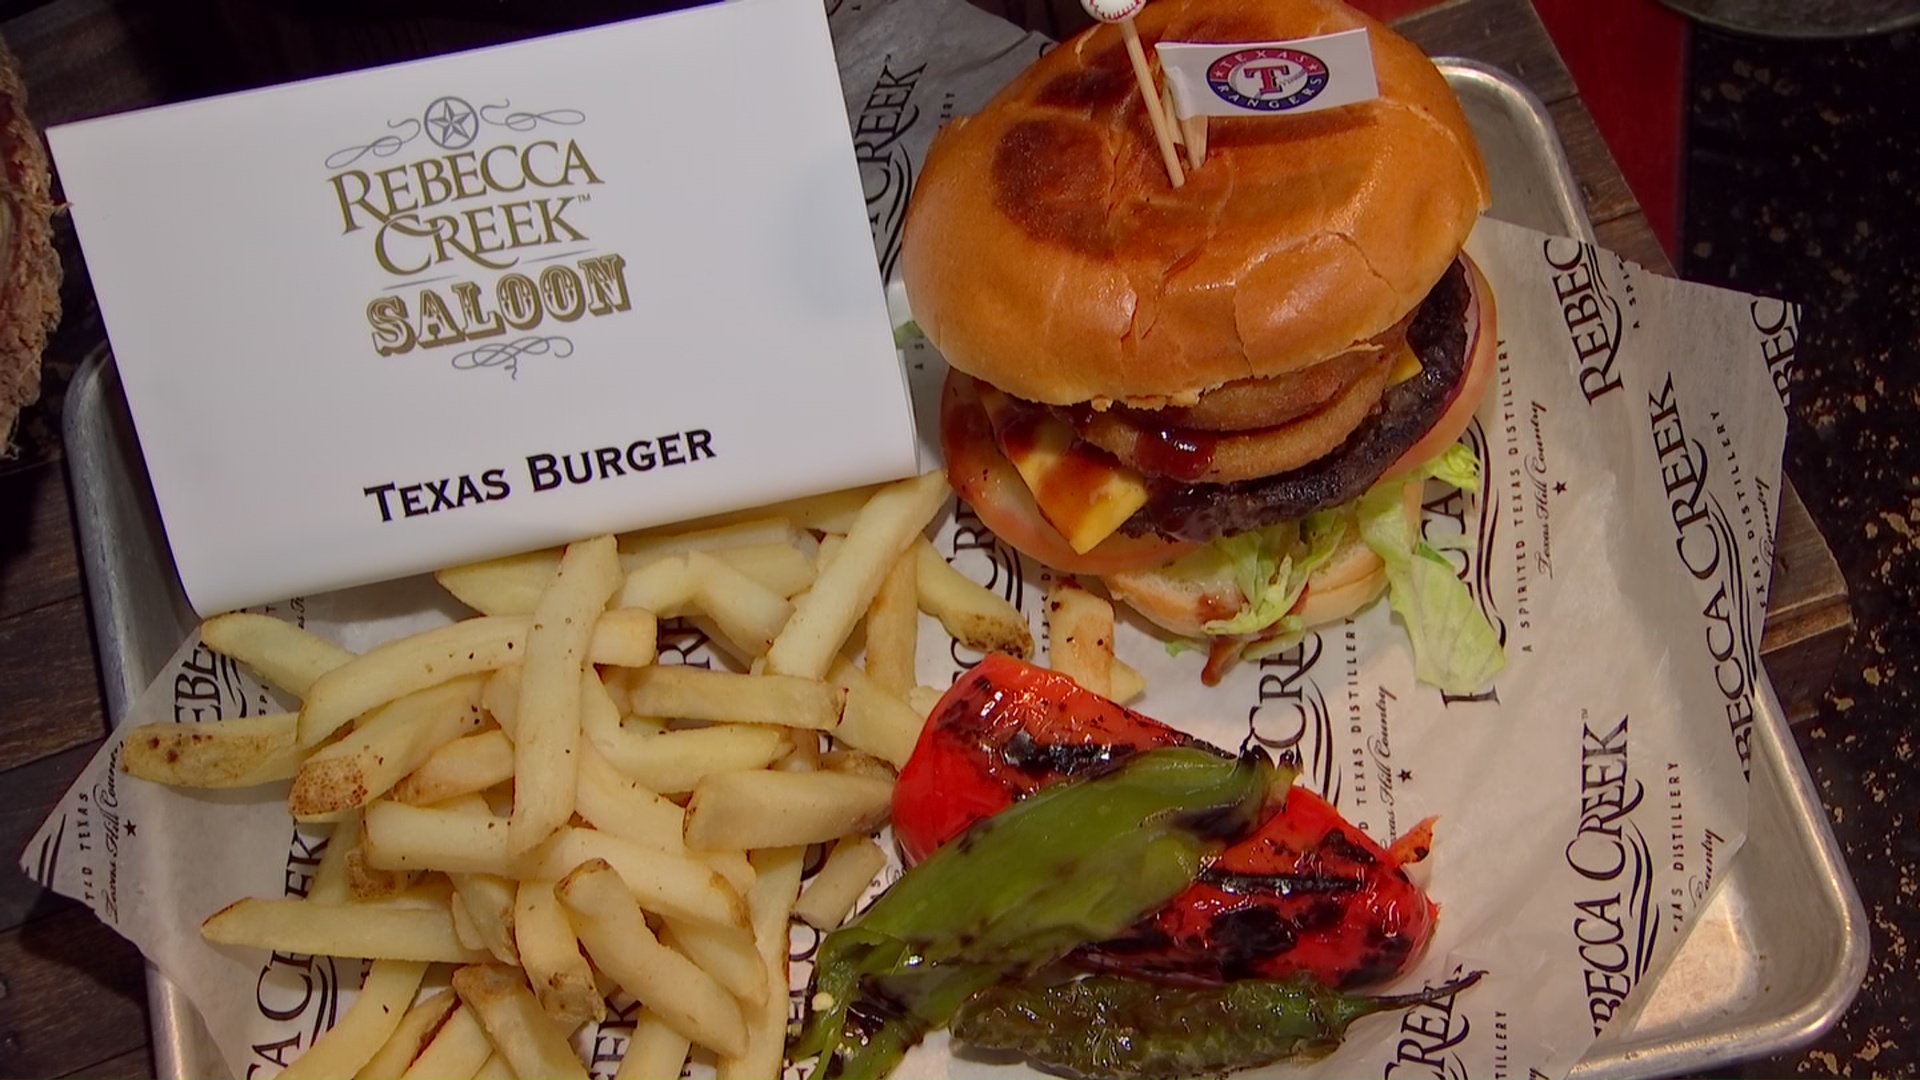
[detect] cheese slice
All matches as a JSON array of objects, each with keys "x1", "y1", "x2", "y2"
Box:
[
  {"x1": 1387, "y1": 342, "x2": 1423, "y2": 385},
  {"x1": 975, "y1": 385, "x2": 1149, "y2": 554}
]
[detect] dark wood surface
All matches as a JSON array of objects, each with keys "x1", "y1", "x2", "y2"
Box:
[{"x1": 0, "y1": 0, "x2": 1854, "y2": 1076}]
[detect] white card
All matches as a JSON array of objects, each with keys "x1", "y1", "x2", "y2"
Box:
[
  {"x1": 1156, "y1": 29, "x2": 1380, "y2": 118},
  {"x1": 48, "y1": 0, "x2": 917, "y2": 616}
]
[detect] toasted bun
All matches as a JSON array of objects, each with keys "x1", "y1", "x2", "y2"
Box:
[
  {"x1": 1104, "y1": 481, "x2": 1419, "y2": 639},
  {"x1": 901, "y1": 0, "x2": 1490, "y2": 408}
]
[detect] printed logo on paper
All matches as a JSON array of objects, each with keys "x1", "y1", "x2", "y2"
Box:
[
  {"x1": 852, "y1": 61, "x2": 927, "y2": 283},
  {"x1": 1646, "y1": 375, "x2": 1763, "y2": 778},
  {"x1": 1565, "y1": 711, "x2": 1661, "y2": 1037},
  {"x1": 1382, "y1": 963, "x2": 1479, "y2": 1079},
  {"x1": 325, "y1": 95, "x2": 632, "y2": 378},
  {"x1": 1245, "y1": 635, "x2": 1341, "y2": 806},
  {"x1": 1542, "y1": 239, "x2": 1633, "y2": 405},
  {"x1": 1206, "y1": 47, "x2": 1330, "y2": 111},
  {"x1": 1492, "y1": 346, "x2": 1569, "y2": 661},
  {"x1": 1750, "y1": 297, "x2": 1799, "y2": 407}
]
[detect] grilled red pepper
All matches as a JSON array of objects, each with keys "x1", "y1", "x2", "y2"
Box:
[{"x1": 894, "y1": 654, "x2": 1438, "y2": 989}]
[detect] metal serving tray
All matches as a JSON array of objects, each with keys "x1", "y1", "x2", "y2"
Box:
[{"x1": 62, "y1": 60, "x2": 1866, "y2": 1080}]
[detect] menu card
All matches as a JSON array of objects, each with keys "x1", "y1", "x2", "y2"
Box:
[{"x1": 47, "y1": 0, "x2": 918, "y2": 616}]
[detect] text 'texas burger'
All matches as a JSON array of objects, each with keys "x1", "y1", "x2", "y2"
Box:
[{"x1": 902, "y1": 0, "x2": 1505, "y2": 690}]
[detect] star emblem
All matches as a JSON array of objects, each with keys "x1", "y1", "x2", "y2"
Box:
[
  {"x1": 124, "y1": 820, "x2": 137, "y2": 837},
  {"x1": 1553, "y1": 481, "x2": 1567, "y2": 494},
  {"x1": 423, "y1": 96, "x2": 478, "y2": 150},
  {"x1": 1397, "y1": 769, "x2": 1413, "y2": 782}
]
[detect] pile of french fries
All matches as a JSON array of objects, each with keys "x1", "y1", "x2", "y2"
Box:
[{"x1": 121, "y1": 469, "x2": 1143, "y2": 1079}]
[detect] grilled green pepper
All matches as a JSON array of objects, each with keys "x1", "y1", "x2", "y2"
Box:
[
  {"x1": 951, "y1": 968, "x2": 1486, "y2": 1079},
  {"x1": 790, "y1": 746, "x2": 1276, "y2": 1079}
]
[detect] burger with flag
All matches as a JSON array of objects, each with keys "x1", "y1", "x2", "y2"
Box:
[{"x1": 902, "y1": 0, "x2": 1504, "y2": 689}]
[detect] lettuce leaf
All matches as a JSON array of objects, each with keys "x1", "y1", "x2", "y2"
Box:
[
  {"x1": 1423, "y1": 442, "x2": 1483, "y2": 493},
  {"x1": 1200, "y1": 516, "x2": 1345, "y2": 638},
  {"x1": 1357, "y1": 454, "x2": 1505, "y2": 693}
]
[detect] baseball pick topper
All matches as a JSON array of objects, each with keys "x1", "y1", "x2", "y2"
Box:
[{"x1": 1156, "y1": 28, "x2": 1379, "y2": 118}]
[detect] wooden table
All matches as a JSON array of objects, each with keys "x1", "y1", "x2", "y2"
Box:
[{"x1": 0, "y1": 0, "x2": 1854, "y2": 1075}]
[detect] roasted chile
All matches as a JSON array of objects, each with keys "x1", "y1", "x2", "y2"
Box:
[{"x1": 894, "y1": 655, "x2": 1441, "y2": 991}]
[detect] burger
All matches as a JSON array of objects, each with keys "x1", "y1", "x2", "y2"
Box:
[{"x1": 901, "y1": 0, "x2": 1503, "y2": 689}]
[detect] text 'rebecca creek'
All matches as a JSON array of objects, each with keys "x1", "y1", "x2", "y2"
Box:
[{"x1": 330, "y1": 138, "x2": 634, "y2": 355}]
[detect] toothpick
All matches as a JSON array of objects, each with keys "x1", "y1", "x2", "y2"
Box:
[
  {"x1": 1082, "y1": 0, "x2": 1184, "y2": 189},
  {"x1": 1162, "y1": 82, "x2": 1208, "y2": 170},
  {"x1": 1118, "y1": 19, "x2": 1185, "y2": 189},
  {"x1": 1182, "y1": 115, "x2": 1207, "y2": 170}
]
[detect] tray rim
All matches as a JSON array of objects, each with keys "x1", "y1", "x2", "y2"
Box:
[{"x1": 56, "y1": 57, "x2": 1867, "y2": 1080}]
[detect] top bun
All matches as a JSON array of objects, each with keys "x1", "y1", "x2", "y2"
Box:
[{"x1": 900, "y1": 0, "x2": 1490, "y2": 407}]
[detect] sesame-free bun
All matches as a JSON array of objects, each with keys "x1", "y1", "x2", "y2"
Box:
[
  {"x1": 900, "y1": 0, "x2": 1489, "y2": 408},
  {"x1": 1103, "y1": 481, "x2": 1419, "y2": 639}
]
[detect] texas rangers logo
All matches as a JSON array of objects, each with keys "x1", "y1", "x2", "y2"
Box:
[{"x1": 1207, "y1": 47, "x2": 1330, "y2": 111}]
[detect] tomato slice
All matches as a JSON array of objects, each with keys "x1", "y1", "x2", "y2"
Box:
[
  {"x1": 1384, "y1": 254, "x2": 1498, "y2": 480},
  {"x1": 897, "y1": 655, "x2": 1439, "y2": 989},
  {"x1": 940, "y1": 372, "x2": 1197, "y2": 576}
]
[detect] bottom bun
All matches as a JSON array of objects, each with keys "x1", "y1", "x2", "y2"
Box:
[{"x1": 1104, "y1": 482, "x2": 1421, "y2": 641}]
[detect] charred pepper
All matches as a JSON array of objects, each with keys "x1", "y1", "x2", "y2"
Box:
[
  {"x1": 895, "y1": 655, "x2": 1439, "y2": 988},
  {"x1": 951, "y1": 968, "x2": 1486, "y2": 1079},
  {"x1": 790, "y1": 746, "x2": 1275, "y2": 1079}
]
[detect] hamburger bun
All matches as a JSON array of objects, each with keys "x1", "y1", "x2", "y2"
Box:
[
  {"x1": 1104, "y1": 480, "x2": 1417, "y2": 639},
  {"x1": 913, "y1": 0, "x2": 1504, "y2": 688},
  {"x1": 900, "y1": 0, "x2": 1490, "y2": 408}
]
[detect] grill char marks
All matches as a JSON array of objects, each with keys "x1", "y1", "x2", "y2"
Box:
[{"x1": 991, "y1": 120, "x2": 1116, "y2": 258}]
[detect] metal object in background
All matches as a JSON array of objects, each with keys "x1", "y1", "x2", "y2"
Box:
[
  {"x1": 63, "y1": 59, "x2": 1867, "y2": 1080},
  {"x1": 1661, "y1": 0, "x2": 1920, "y2": 38}
]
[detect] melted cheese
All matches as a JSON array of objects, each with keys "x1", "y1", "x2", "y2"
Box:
[
  {"x1": 976, "y1": 386, "x2": 1148, "y2": 554},
  {"x1": 1388, "y1": 342, "x2": 1424, "y2": 386}
]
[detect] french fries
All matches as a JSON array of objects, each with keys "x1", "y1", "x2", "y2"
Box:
[
  {"x1": 436, "y1": 548, "x2": 562, "y2": 618},
  {"x1": 199, "y1": 612, "x2": 355, "y2": 698},
  {"x1": 399, "y1": 1004, "x2": 494, "y2": 1080},
  {"x1": 586, "y1": 722, "x2": 791, "y2": 796},
  {"x1": 121, "y1": 713, "x2": 302, "y2": 788},
  {"x1": 683, "y1": 768, "x2": 894, "y2": 851},
  {"x1": 828, "y1": 659, "x2": 926, "y2": 769},
  {"x1": 765, "y1": 471, "x2": 949, "y2": 679},
  {"x1": 618, "y1": 516, "x2": 806, "y2": 568},
  {"x1": 308, "y1": 810, "x2": 358, "y2": 904},
  {"x1": 201, "y1": 897, "x2": 488, "y2": 964},
  {"x1": 719, "y1": 845, "x2": 805, "y2": 1080},
  {"x1": 510, "y1": 534, "x2": 623, "y2": 855},
  {"x1": 277, "y1": 959, "x2": 428, "y2": 1080},
  {"x1": 449, "y1": 872, "x2": 520, "y2": 966},
  {"x1": 1046, "y1": 577, "x2": 1117, "y2": 697},
  {"x1": 619, "y1": 1011, "x2": 693, "y2": 1080},
  {"x1": 913, "y1": 537, "x2": 1034, "y2": 658},
  {"x1": 557, "y1": 859, "x2": 748, "y2": 1058},
  {"x1": 660, "y1": 916, "x2": 768, "y2": 1007},
  {"x1": 291, "y1": 676, "x2": 487, "y2": 819},
  {"x1": 356, "y1": 988, "x2": 460, "y2": 1080},
  {"x1": 513, "y1": 878, "x2": 604, "y2": 1026},
  {"x1": 392, "y1": 729, "x2": 516, "y2": 806},
  {"x1": 863, "y1": 547, "x2": 918, "y2": 695},
  {"x1": 627, "y1": 665, "x2": 843, "y2": 730},
  {"x1": 792, "y1": 836, "x2": 888, "y2": 930},
  {"x1": 452, "y1": 964, "x2": 589, "y2": 1080},
  {"x1": 144, "y1": 474, "x2": 1078, "y2": 1078},
  {"x1": 686, "y1": 550, "x2": 794, "y2": 658},
  {"x1": 520, "y1": 827, "x2": 751, "y2": 931}
]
